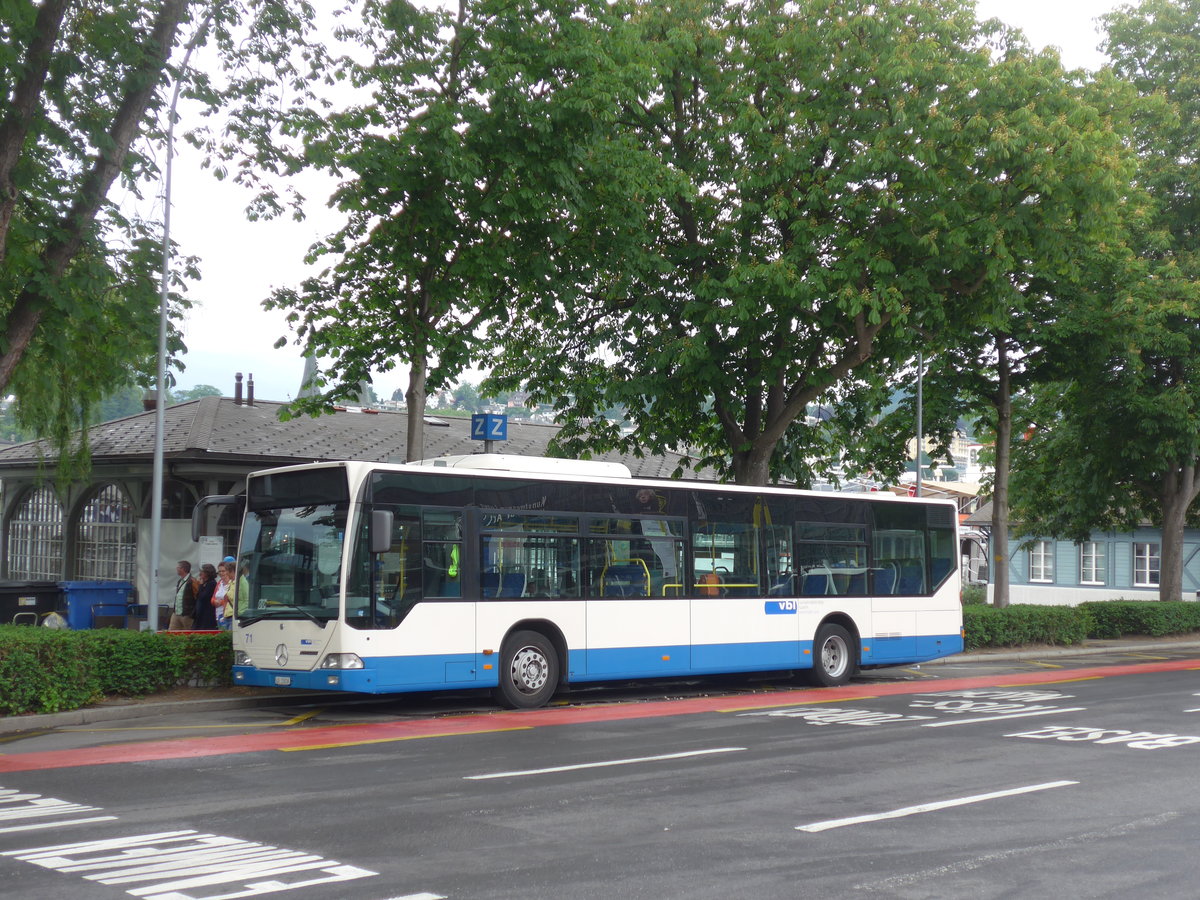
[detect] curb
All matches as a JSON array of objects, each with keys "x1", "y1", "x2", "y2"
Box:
[
  {"x1": 0, "y1": 691, "x2": 334, "y2": 736},
  {"x1": 936, "y1": 639, "x2": 1200, "y2": 665}
]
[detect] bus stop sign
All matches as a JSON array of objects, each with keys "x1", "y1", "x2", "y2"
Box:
[{"x1": 471, "y1": 413, "x2": 507, "y2": 443}]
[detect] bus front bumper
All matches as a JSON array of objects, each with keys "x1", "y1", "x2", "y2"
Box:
[{"x1": 232, "y1": 665, "x2": 379, "y2": 692}]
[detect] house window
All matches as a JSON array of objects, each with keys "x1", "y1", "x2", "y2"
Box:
[
  {"x1": 7, "y1": 486, "x2": 64, "y2": 580},
  {"x1": 1029, "y1": 541, "x2": 1054, "y2": 583},
  {"x1": 75, "y1": 484, "x2": 136, "y2": 581},
  {"x1": 1080, "y1": 541, "x2": 1106, "y2": 585},
  {"x1": 1134, "y1": 543, "x2": 1160, "y2": 587}
]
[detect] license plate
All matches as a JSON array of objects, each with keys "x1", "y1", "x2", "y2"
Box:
[{"x1": 274, "y1": 676, "x2": 292, "y2": 686}]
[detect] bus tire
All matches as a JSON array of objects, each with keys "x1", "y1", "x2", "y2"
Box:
[
  {"x1": 809, "y1": 623, "x2": 855, "y2": 687},
  {"x1": 495, "y1": 630, "x2": 559, "y2": 709}
]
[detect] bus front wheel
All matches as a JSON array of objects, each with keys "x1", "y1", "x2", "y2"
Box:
[
  {"x1": 495, "y1": 630, "x2": 559, "y2": 709},
  {"x1": 809, "y1": 623, "x2": 855, "y2": 687}
]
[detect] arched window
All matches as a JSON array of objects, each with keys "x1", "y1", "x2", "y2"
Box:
[
  {"x1": 140, "y1": 480, "x2": 196, "y2": 519},
  {"x1": 76, "y1": 484, "x2": 136, "y2": 581},
  {"x1": 8, "y1": 486, "x2": 64, "y2": 580}
]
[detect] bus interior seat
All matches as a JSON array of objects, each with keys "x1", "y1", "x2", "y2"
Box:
[
  {"x1": 844, "y1": 572, "x2": 866, "y2": 595},
  {"x1": 872, "y1": 566, "x2": 897, "y2": 595},
  {"x1": 602, "y1": 564, "x2": 649, "y2": 597},
  {"x1": 801, "y1": 573, "x2": 829, "y2": 595},
  {"x1": 896, "y1": 564, "x2": 925, "y2": 594},
  {"x1": 769, "y1": 574, "x2": 794, "y2": 595},
  {"x1": 931, "y1": 557, "x2": 953, "y2": 586},
  {"x1": 481, "y1": 571, "x2": 527, "y2": 598}
]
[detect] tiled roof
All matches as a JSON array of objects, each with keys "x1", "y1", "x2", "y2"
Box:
[{"x1": 0, "y1": 397, "x2": 711, "y2": 480}]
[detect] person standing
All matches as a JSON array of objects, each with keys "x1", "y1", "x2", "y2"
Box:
[
  {"x1": 213, "y1": 562, "x2": 233, "y2": 630},
  {"x1": 169, "y1": 561, "x2": 197, "y2": 631},
  {"x1": 192, "y1": 563, "x2": 218, "y2": 630}
]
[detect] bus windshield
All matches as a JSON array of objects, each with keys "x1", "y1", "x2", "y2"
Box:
[{"x1": 237, "y1": 503, "x2": 348, "y2": 624}]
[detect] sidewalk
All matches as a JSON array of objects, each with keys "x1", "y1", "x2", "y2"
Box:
[
  {"x1": 3, "y1": 637, "x2": 1198, "y2": 736},
  {"x1": 946, "y1": 635, "x2": 1200, "y2": 664}
]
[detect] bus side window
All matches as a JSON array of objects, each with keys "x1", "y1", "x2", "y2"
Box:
[{"x1": 423, "y1": 509, "x2": 462, "y2": 598}]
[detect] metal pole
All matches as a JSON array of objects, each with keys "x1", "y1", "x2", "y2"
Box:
[
  {"x1": 151, "y1": 12, "x2": 212, "y2": 630},
  {"x1": 915, "y1": 352, "x2": 923, "y2": 498}
]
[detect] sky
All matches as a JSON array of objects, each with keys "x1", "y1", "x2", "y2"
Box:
[{"x1": 164, "y1": 0, "x2": 1125, "y2": 405}]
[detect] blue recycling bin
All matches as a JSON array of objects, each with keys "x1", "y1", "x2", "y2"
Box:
[{"x1": 60, "y1": 581, "x2": 136, "y2": 630}]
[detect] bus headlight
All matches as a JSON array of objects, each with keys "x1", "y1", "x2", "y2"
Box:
[
  {"x1": 234, "y1": 651, "x2": 253, "y2": 666},
  {"x1": 319, "y1": 653, "x2": 364, "y2": 670}
]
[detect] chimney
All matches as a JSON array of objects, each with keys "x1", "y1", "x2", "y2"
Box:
[
  {"x1": 247, "y1": 373, "x2": 255, "y2": 407},
  {"x1": 142, "y1": 390, "x2": 157, "y2": 412},
  {"x1": 234, "y1": 372, "x2": 243, "y2": 405}
]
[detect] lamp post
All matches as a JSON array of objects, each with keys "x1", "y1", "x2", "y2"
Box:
[
  {"x1": 150, "y1": 12, "x2": 213, "y2": 629},
  {"x1": 915, "y1": 352, "x2": 923, "y2": 498}
]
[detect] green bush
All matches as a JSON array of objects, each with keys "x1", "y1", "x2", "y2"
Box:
[
  {"x1": 963, "y1": 599, "x2": 1200, "y2": 649},
  {"x1": 0, "y1": 627, "x2": 233, "y2": 716},
  {"x1": 1079, "y1": 600, "x2": 1200, "y2": 638},
  {"x1": 961, "y1": 585, "x2": 987, "y2": 606},
  {"x1": 962, "y1": 604, "x2": 1093, "y2": 650},
  {"x1": 0, "y1": 628, "x2": 99, "y2": 715}
]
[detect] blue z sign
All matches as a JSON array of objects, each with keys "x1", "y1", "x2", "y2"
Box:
[{"x1": 471, "y1": 413, "x2": 508, "y2": 442}]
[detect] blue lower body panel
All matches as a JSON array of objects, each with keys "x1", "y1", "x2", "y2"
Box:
[
  {"x1": 233, "y1": 653, "x2": 496, "y2": 694},
  {"x1": 233, "y1": 632, "x2": 964, "y2": 694}
]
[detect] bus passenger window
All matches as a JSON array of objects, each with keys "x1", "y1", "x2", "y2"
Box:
[
  {"x1": 586, "y1": 517, "x2": 683, "y2": 598},
  {"x1": 479, "y1": 513, "x2": 581, "y2": 600},
  {"x1": 423, "y1": 509, "x2": 463, "y2": 598},
  {"x1": 796, "y1": 523, "x2": 867, "y2": 596},
  {"x1": 692, "y1": 521, "x2": 762, "y2": 597}
]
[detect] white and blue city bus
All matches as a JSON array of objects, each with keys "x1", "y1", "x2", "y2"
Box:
[{"x1": 194, "y1": 454, "x2": 964, "y2": 708}]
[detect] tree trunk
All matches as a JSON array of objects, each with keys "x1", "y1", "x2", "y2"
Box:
[
  {"x1": 731, "y1": 442, "x2": 772, "y2": 486},
  {"x1": 1159, "y1": 463, "x2": 1199, "y2": 602},
  {"x1": 990, "y1": 335, "x2": 1013, "y2": 608},
  {"x1": 404, "y1": 355, "x2": 430, "y2": 462}
]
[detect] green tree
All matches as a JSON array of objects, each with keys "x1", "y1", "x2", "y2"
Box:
[
  {"x1": 892, "y1": 67, "x2": 1136, "y2": 607},
  {"x1": 94, "y1": 386, "x2": 147, "y2": 423},
  {"x1": 487, "y1": 0, "x2": 1132, "y2": 486},
  {"x1": 453, "y1": 383, "x2": 481, "y2": 412},
  {"x1": 266, "y1": 0, "x2": 613, "y2": 459},
  {"x1": 0, "y1": 1, "x2": 324, "y2": 470},
  {"x1": 1009, "y1": 0, "x2": 1200, "y2": 602},
  {"x1": 172, "y1": 384, "x2": 222, "y2": 402}
]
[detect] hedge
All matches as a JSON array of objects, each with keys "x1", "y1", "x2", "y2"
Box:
[
  {"x1": 962, "y1": 600, "x2": 1200, "y2": 650},
  {"x1": 0, "y1": 628, "x2": 233, "y2": 716}
]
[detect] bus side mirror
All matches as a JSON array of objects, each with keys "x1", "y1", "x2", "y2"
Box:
[
  {"x1": 371, "y1": 510, "x2": 394, "y2": 555},
  {"x1": 193, "y1": 495, "x2": 241, "y2": 542}
]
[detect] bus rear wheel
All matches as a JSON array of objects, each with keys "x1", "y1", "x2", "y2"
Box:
[
  {"x1": 495, "y1": 630, "x2": 559, "y2": 709},
  {"x1": 809, "y1": 623, "x2": 855, "y2": 687}
]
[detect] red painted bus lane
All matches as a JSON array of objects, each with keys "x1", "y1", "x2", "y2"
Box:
[{"x1": 1, "y1": 658, "x2": 1196, "y2": 773}]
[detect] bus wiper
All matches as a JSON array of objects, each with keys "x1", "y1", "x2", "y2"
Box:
[{"x1": 238, "y1": 606, "x2": 327, "y2": 628}]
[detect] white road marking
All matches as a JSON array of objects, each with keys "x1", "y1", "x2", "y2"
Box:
[
  {"x1": 921, "y1": 707, "x2": 1087, "y2": 727},
  {"x1": 0, "y1": 815, "x2": 117, "y2": 834},
  {"x1": 465, "y1": 747, "x2": 746, "y2": 780},
  {"x1": 5, "y1": 829, "x2": 377, "y2": 899},
  {"x1": 796, "y1": 781, "x2": 1078, "y2": 833}
]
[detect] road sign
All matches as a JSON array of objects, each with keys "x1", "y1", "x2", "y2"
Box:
[{"x1": 471, "y1": 413, "x2": 507, "y2": 442}]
